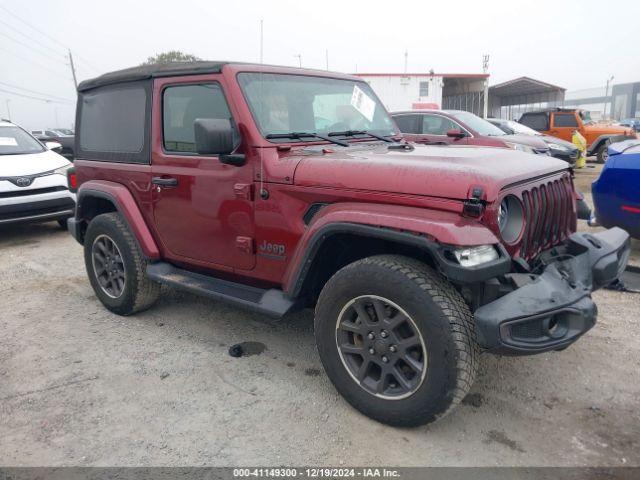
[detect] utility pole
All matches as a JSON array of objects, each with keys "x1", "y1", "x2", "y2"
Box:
[
  {"x1": 68, "y1": 49, "x2": 78, "y2": 90},
  {"x1": 293, "y1": 54, "x2": 302, "y2": 68},
  {"x1": 482, "y1": 54, "x2": 490, "y2": 118},
  {"x1": 5, "y1": 99, "x2": 11, "y2": 120},
  {"x1": 404, "y1": 49, "x2": 408, "y2": 74},
  {"x1": 325, "y1": 49, "x2": 329, "y2": 70},
  {"x1": 604, "y1": 75, "x2": 614, "y2": 119}
]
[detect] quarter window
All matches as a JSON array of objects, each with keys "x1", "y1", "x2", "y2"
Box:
[
  {"x1": 79, "y1": 85, "x2": 147, "y2": 156},
  {"x1": 553, "y1": 114, "x2": 579, "y2": 128},
  {"x1": 163, "y1": 83, "x2": 233, "y2": 153},
  {"x1": 520, "y1": 113, "x2": 549, "y2": 131}
]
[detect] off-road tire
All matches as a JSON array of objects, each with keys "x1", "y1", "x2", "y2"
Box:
[
  {"x1": 315, "y1": 254, "x2": 479, "y2": 427},
  {"x1": 84, "y1": 212, "x2": 160, "y2": 315},
  {"x1": 596, "y1": 140, "x2": 611, "y2": 164}
]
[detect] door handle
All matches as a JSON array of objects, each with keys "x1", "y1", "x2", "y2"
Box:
[{"x1": 152, "y1": 177, "x2": 178, "y2": 186}]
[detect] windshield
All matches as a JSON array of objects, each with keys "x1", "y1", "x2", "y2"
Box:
[
  {"x1": 238, "y1": 73, "x2": 396, "y2": 140},
  {"x1": 0, "y1": 126, "x2": 45, "y2": 155},
  {"x1": 450, "y1": 111, "x2": 506, "y2": 136},
  {"x1": 579, "y1": 111, "x2": 594, "y2": 124},
  {"x1": 505, "y1": 120, "x2": 540, "y2": 136}
]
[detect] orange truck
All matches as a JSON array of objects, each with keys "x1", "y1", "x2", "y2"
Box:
[{"x1": 519, "y1": 108, "x2": 636, "y2": 163}]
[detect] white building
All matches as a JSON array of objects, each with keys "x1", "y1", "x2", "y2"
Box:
[{"x1": 354, "y1": 72, "x2": 489, "y2": 116}]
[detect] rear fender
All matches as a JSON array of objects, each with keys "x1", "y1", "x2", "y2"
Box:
[
  {"x1": 76, "y1": 180, "x2": 160, "y2": 259},
  {"x1": 283, "y1": 202, "x2": 502, "y2": 296}
]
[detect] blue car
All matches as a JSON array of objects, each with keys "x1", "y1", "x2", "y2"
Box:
[{"x1": 592, "y1": 140, "x2": 640, "y2": 238}]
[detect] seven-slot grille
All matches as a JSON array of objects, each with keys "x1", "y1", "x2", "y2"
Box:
[{"x1": 518, "y1": 175, "x2": 575, "y2": 261}]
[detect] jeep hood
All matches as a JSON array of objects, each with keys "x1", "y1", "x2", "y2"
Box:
[
  {"x1": 586, "y1": 124, "x2": 633, "y2": 136},
  {"x1": 294, "y1": 144, "x2": 569, "y2": 202}
]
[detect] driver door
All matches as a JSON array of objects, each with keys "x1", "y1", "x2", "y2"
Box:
[{"x1": 150, "y1": 77, "x2": 255, "y2": 270}]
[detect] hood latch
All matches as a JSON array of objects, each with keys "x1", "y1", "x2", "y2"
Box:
[{"x1": 463, "y1": 186, "x2": 485, "y2": 218}]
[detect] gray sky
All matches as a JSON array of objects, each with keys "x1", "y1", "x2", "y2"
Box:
[{"x1": 1, "y1": 0, "x2": 638, "y2": 130}]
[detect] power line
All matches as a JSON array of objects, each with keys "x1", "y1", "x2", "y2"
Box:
[
  {"x1": 0, "y1": 87, "x2": 74, "y2": 104},
  {"x1": 0, "y1": 45, "x2": 71, "y2": 82},
  {"x1": 0, "y1": 81, "x2": 74, "y2": 103},
  {"x1": 0, "y1": 4, "x2": 69, "y2": 51},
  {"x1": 0, "y1": 4, "x2": 104, "y2": 76},
  {"x1": 74, "y1": 54, "x2": 102, "y2": 74},
  {"x1": 0, "y1": 18, "x2": 67, "y2": 59},
  {"x1": 0, "y1": 32, "x2": 69, "y2": 62}
]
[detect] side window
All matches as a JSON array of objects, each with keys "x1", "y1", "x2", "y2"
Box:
[
  {"x1": 419, "y1": 81, "x2": 429, "y2": 97},
  {"x1": 553, "y1": 113, "x2": 579, "y2": 128},
  {"x1": 393, "y1": 115, "x2": 419, "y2": 134},
  {"x1": 163, "y1": 83, "x2": 233, "y2": 153},
  {"x1": 421, "y1": 115, "x2": 458, "y2": 135},
  {"x1": 78, "y1": 83, "x2": 149, "y2": 163},
  {"x1": 520, "y1": 113, "x2": 549, "y2": 131}
]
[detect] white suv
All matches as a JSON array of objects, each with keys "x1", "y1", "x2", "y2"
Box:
[{"x1": 0, "y1": 120, "x2": 75, "y2": 227}]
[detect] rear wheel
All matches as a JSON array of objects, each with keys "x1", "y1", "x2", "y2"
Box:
[
  {"x1": 314, "y1": 255, "x2": 479, "y2": 427},
  {"x1": 84, "y1": 212, "x2": 160, "y2": 315}
]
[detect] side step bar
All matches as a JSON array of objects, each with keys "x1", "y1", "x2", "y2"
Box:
[{"x1": 146, "y1": 262, "x2": 296, "y2": 318}]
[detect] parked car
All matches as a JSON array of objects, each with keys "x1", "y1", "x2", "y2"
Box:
[
  {"x1": 592, "y1": 140, "x2": 640, "y2": 238},
  {"x1": 67, "y1": 62, "x2": 629, "y2": 427},
  {"x1": 519, "y1": 108, "x2": 636, "y2": 163},
  {"x1": 487, "y1": 118, "x2": 580, "y2": 164},
  {"x1": 392, "y1": 109, "x2": 551, "y2": 154},
  {"x1": 0, "y1": 120, "x2": 76, "y2": 227},
  {"x1": 31, "y1": 128, "x2": 75, "y2": 160},
  {"x1": 619, "y1": 118, "x2": 640, "y2": 132}
]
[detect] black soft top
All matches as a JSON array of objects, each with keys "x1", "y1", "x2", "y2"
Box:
[{"x1": 77, "y1": 61, "x2": 232, "y2": 91}]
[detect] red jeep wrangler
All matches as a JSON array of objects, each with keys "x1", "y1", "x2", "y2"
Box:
[{"x1": 67, "y1": 62, "x2": 630, "y2": 426}]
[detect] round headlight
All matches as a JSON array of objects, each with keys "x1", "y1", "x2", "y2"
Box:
[{"x1": 499, "y1": 195, "x2": 524, "y2": 244}]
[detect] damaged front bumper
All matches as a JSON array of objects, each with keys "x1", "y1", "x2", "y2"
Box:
[{"x1": 474, "y1": 227, "x2": 630, "y2": 355}]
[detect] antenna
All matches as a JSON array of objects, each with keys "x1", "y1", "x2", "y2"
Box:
[
  {"x1": 259, "y1": 20, "x2": 266, "y2": 200},
  {"x1": 259, "y1": 19, "x2": 263, "y2": 63}
]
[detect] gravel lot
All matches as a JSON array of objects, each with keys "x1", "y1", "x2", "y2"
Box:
[{"x1": 1, "y1": 163, "x2": 639, "y2": 467}]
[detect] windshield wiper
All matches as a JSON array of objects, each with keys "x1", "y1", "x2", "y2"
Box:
[
  {"x1": 265, "y1": 132, "x2": 349, "y2": 147},
  {"x1": 328, "y1": 130, "x2": 394, "y2": 143}
]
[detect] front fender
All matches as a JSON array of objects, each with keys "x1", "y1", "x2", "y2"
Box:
[
  {"x1": 76, "y1": 180, "x2": 160, "y2": 259},
  {"x1": 587, "y1": 134, "x2": 630, "y2": 154},
  {"x1": 283, "y1": 202, "x2": 505, "y2": 296}
]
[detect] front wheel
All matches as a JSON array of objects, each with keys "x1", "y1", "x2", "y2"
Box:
[{"x1": 314, "y1": 255, "x2": 479, "y2": 427}]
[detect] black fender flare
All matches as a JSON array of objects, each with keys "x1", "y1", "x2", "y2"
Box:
[{"x1": 286, "y1": 222, "x2": 511, "y2": 298}]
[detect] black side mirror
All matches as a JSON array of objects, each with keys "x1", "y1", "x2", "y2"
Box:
[{"x1": 194, "y1": 118, "x2": 235, "y2": 155}]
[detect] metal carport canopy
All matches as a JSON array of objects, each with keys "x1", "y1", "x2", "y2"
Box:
[{"x1": 489, "y1": 76, "x2": 565, "y2": 107}]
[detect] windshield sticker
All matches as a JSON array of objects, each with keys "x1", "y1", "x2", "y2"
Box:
[
  {"x1": 351, "y1": 85, "x2": 376, "y2": 122},
  {"x1": 0, "y1": 137, "x2": 18, "y2": 146}
]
